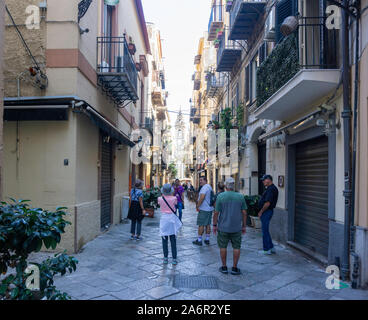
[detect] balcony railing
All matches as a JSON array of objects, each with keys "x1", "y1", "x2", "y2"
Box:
[
  {"x1": 229, "y1": 0, "x2": 266, "y2": 40},
  {"x1": 97, "y1": 36, "x2": 138, "y2": 105},
  {"x1": 216, "y1": 27, "x2": 242, "y2": 72},
  {"x1": 254, "y1": 17, "x2": 340, "y2": 120},
  {"x1": 206, "y1": 73, "x2": 225, "y2": 98},
  {"x1": 256, "y1": 17, "x2": 339, "y2": 107},
  {"x1": 208, "y1": 4, "x2": 224, "y2": 41}
]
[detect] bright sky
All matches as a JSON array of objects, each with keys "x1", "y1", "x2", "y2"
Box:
[{"x1": 142, "y1": 0, "x2": 212, "y2": 127}]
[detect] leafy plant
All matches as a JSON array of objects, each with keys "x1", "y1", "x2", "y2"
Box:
[
  {"x1": 0, "y1": 199, "x2": 78, "y2": 300},
  {"x1": 244, "y1": 195, "x2": 261, "y2": 217},
  {"x1": 256, "y1": 33, "x2": 300, "y2": 107},
  {"x1": 167, "y1": 162, "x2": 178, "y2": 179},
  {"x1": 218, "y1": 108, "x2": 233, "y2": 133},
  {"x1": 143, "y1": 187, "x2": 162, "y2": 209},
  {"x1": 236, "y1": 102, "x2": 245, "y2": 127}
]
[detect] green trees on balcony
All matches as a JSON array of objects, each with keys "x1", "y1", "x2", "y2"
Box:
[{"x1": 256, "y1": 33, "x2": 300, "y2": 107}]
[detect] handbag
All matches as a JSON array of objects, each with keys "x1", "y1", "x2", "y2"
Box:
[{"x1": 162, "y1": 196, "x2": 183, "y2": 230}]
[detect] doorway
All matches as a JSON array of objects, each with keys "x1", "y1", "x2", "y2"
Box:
[{"x1": 258, "y1": 140, "x2": 266, "y2": 195}]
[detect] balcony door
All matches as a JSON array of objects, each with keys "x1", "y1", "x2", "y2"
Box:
[{"x1": 102, "y1": 4, "x2": 116, "y2": 71}]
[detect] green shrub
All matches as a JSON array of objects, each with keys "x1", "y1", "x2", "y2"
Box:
[
  {"x1": 0, "y1": 199, "x2": 78, "y2": 300},
  {"x1": 256, "y1": 33, "x2": 300, "y2": 107},
  {"x1": 143, "y1": 188, "x2": 162, "y2": 209},
  {"x1": 244, "y1": 195, "x2": 261, "y2": 217}
]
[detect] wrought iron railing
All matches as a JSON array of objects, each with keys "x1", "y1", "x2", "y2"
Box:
[
  {"x1": 230, "y1": 0, "x2": 265, "y2": 30},
  {"x1": 96, "y1": 36, "x2": 138, "y2": 93},
  {"x1": 217, "y1": 27, "x2": 242, "y2": 64},
  {"x1": 206, "y1": 73, "x2": 225, "y2": 92},
  {"x1": 256, "y1": 16, "x2": 339, "y2": 107},
  {"x1": 208, "y1": 3, "x2": 224, "y2": 33}
]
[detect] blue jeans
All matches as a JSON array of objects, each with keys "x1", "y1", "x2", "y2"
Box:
[
  {"x1": 261, "y1": 209, "x2": 274, "y2": 251},
  {"x1": 130, "y1": 219, "x2": 142, "y2": 236},
  {"x1": 162, "y1": 235, "x2": 177, "y2": 259},
  {"x1": 176, "y1": 202, "x2": 183, "y2": 222}
]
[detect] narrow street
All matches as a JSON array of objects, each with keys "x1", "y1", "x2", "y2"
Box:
[{"x1": 45, "y1": 197, "x2": 368, "y2": 300}]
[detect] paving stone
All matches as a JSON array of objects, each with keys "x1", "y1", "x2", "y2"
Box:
[
  {"x1": 27, "y1": 197, "x2": 368, "y2": 300},
  {"x1": 145, "y1": 285, "x2": 180, "y2": 299},
  {"x1": 192, "y1": 289, "x2": 228, "y2": 300}
]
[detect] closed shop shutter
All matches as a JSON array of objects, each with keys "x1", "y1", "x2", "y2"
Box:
[
  {"x1": 294, "y1": 135, "x2": 329, "y2": 256},
  {"x1": 100, "y1": 135, "x2": 113, "y2": 229}
]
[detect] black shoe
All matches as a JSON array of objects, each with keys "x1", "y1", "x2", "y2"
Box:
[
  {"x1": 204, "y1": 239, "x2": 210, "y2": 245},
  {"x1": 231, "y1": 267, "x2": 242, "y2": 275},
  {"x1": 219, "y1": 266, "x2": 228, "y2": 274},
  {"x1": 192, "y1": 240, "x2": 203, "y2": 246}
]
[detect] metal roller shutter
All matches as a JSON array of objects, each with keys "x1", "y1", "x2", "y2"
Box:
[
  {"x1": 294, "y1": 135, "x2": 329, "y2": 256},
  {"x1": 100, "y1": 135, "x2": 113, "y2": 229}
]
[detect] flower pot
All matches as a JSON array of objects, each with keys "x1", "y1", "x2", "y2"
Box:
[{"x1": 144, "y1": 208, "x2": 154, "y2": 218}]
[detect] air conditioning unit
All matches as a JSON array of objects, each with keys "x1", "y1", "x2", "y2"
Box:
[{"x1": 264, "y1": 6, "x2": 276, "y2": 42}]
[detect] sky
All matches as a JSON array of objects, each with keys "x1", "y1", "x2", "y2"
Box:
[{"x1": 141, "y1": 0, "x2": 212, "y2": 127}]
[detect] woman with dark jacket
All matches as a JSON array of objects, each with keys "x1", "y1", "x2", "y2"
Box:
[{"x1": 127, "y1": 179, "x2": 146, "y2": 241}]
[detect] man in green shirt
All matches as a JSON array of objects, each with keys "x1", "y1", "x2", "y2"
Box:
[{"x1": 213, "y1": 177, "x2": 247, "y2": 275}]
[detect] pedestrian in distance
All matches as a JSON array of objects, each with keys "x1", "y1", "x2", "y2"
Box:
[
  {"x1": 258, "y1": 174, "x2": 279, "y2": 255},
  {"x1": 193, "y1": 176, "x2": 215, "y2": 246},
  {"x1": 127, "y1": 179, "x2": 146, "y2": 241},
  {"x1": 213, "y1": 177, "x2": 247, "y2": 275},
  {"x1": 174, "y1": 178, "x2": 185, "y2": 222},
  {"x1": 158, "y1": 184, "x2": 183, "y2": 265},
  {"x1": 214, "y1": 181, "x2": 225, "y2": 206}
]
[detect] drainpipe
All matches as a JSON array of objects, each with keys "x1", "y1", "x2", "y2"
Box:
[
  {"x1": 341, "y1": 0, "x2": 352, "y2": 282},
  {"x1": 351, "y1": 0, "x2": 361, "y2": 289}
]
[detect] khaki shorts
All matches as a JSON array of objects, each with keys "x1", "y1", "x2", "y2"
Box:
[
  {"x1": 217, "y1": 231, "x2": 242, "y2": 249},
  {"x1": 197, "y1": 210, "x2": 213, "y2": 226}
]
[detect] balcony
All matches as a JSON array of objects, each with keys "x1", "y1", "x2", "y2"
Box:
[
  {"x1": 216, "y1": 27, "x2": 242, "y2": 72},
  {"x1": 97, "y1": 36, "x2": 138, "y2": 105},
  {"x1": 254, "y1": 17, "x2": 340, "y2": 121},
  {"x1": 208, "y1": 3, "x2": 224, "y2": 41},
  {"x1": 206, "y1": 73, "x2": 225, "y2": 98},
  {"x1": 152, "y1": 89, "x2": 165, "y2": 106},
  {"x1": 229, "y1": 0, "x2": 266, "y2": 40}
]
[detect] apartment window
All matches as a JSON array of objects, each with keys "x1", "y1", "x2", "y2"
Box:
[
  {"x1": 231, "y1": 82, "x2": 239, "y2": 117},
  {"x1": 245, "y1": 65, "x2": 250, "y2": 105},
  {"x1": 103, "y1": 4, "x2": 114, "y2": 37}
]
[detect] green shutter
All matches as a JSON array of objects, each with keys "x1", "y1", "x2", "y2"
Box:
[{"x1": 275, "y1": 0, "x2": 297, "y2": 43}]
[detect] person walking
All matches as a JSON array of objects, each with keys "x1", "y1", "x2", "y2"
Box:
[
  {"x1": 158, "y1": 184, "x2": 183, "y2": 265},
  {"x1": 193, "y1": 176, "x2": 214, "y2": 246},
  {"x1": 174, "y1": 179, "x2": 185, "y2": 222},
  {"x1": 258, "y1": 174, "x2": 279, "y2": 255},
  {"x1": 127, "y1": 179, "x2": 146, "y2": 241},
  {"x1": 214, "y1": 181, "x2": 225, "y2": 206},
  {"x1": 213, "y1": 177, "x2": 247, "y2": 275}
]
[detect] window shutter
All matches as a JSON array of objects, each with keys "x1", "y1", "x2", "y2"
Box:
[
  {"x1": 245, "y1": 65, "x2": 250, "y2": 104},
  {"x1": 275, "y1": 0, "x2": 297, "y2": 43}
]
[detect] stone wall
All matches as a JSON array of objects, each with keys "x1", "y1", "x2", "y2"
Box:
[{"x1": 4, "y1": 0, "x2": 47, "y2": 97}]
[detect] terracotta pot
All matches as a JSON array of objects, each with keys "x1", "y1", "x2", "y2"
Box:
[{"x1": 145, "y1": 208, "x2": 154, "y2": 218}]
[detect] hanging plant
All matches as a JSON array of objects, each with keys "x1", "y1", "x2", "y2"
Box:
[{"x1": 236, "y1": 102, "x2": 245, "y2": 127}]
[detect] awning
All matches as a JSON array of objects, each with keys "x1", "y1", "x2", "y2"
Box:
[
  {"x1": 258, "y1": 109, "x2": 322, "y2": 141},
  {"x1": 84, "y1": 106, "x2": 135, "y2": 147}
]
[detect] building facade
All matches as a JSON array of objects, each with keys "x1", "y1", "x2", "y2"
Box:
[
  {"x1": 3, "y1": 0, "x2": 151, "y2": 253},
  {"x1": 146, "y1": 22, "x2": 171, "y2": 187},
  {"x1": 201, "y1": 0, "x2": 368, "y2": 287}
]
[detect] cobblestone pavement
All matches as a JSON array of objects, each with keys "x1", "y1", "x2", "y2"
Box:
[{"x1": 37, "y1": 197, "x2": 368, "y2": 300}]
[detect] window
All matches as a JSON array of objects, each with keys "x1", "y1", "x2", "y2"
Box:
[
  {"x1": 231, "y1": 82, "x2": 239, "y2": 117},
  {"x1": 245, "y1": 65, "x2": 250, "y2": 104},
  {"x1": 275, "y1": 0, "x2": 298, "y2": 43}
]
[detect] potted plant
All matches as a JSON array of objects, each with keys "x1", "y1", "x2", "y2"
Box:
[
  {"x1": 143, "y1": 187, "x2": 161, "y2": 218},
  {"x1": 244, "y1": 195, "x2": 261, "y2": 228}
]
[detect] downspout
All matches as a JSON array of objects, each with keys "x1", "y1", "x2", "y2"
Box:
[
  {"x1": 351, "y1": 0, "x2": 361, "y2": 289},
  {"x1": 341, "y1": 0, "x2": 352, "y2": 282}
]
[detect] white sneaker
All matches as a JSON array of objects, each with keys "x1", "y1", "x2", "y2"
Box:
[
  {"x1": 271, "y1": 247, "x2": 276, "y2": 254},
  {"x1": 259, "y1": 250, "x2": 272, "y2": 255}
]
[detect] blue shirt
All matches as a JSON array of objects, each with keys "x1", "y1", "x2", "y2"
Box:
[{"x1": 131, "y1": 188, "x2": 143, "y2": 201}]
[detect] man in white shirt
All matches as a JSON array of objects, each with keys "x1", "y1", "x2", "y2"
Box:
[{"x1": 193, "y1": 176, "x2": 214, "y2": 246}]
